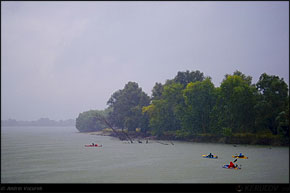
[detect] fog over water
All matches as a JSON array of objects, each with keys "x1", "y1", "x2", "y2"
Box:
[{"x1": 1, "y1": 1, "x2": 289, "y2": 121}]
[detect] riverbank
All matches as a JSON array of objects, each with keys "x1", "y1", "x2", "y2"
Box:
[
  {"x1": 87, "y1": 129, "x2": 289, "y2": 146},
  {"x1": 157, "y1": 131, "x2": 289, "y2": 146}
]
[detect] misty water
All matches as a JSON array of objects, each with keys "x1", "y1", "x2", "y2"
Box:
[{"x1": 1, "y1": 126, "x2": 289, "y2": 183}]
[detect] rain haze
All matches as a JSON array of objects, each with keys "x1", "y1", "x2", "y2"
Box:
[{"x1": 1, "y1": 1, "x2": 289, "y2": 121}]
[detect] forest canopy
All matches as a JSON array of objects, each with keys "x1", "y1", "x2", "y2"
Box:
[{"x1": 76, "y1": 70, "x2": 289, "y2": 145}]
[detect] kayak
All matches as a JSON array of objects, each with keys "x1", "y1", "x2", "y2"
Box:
[
  {"x1": 202, "y1": 155, "x2": 218, "y2": 159},
  {"x1": 222, "y1": 164, "x2": 241, "y2": 170},
  {"x1": 232, "y1": 155, "x2": 248, "y2": 159},
  {"x1": 85, "y1": 144, "x2": 102, "y2": 147}
]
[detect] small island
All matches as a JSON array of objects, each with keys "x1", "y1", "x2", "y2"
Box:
[{"x1": 76, "y1": 70, "x2": 289, "y2": 146}]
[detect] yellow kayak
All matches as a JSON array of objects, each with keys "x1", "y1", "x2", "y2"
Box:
[{"x1": 232, "y1": 155, "x2": 248, "y2": 159}]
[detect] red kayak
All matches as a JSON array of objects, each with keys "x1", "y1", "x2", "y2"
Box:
[{"x1": 85, "y1": 144, "x2": 102, "y2": 147}]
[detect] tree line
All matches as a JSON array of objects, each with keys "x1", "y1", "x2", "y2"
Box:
[
  {"x1": 2, "y1": 118, "x2": 76, "y2": 127},
  {"x1": 76, "y1": 70, "x2": 289, "y2": 144}
]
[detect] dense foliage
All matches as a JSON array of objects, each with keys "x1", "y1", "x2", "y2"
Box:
[
  {"x1": 143, "y1": 70, "x2": 289, "y2": 144},
  {"x1": 107, "y1": 82, "x2": 150, "y2": 132},
  {"x1": 76, "y1": 70, "x2": 289, "y2": 145},
  {"x1": 75, "y1": 109, "x2": 111, "y2": 132}
]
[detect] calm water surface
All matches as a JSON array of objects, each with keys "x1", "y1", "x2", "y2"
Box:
[{"x1": 1, "y1": 126, "x2": 289, "y2": 183}]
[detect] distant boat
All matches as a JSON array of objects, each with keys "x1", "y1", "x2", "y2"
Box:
[{"x1": 84, "y1": 144, "x2": 102, "y2": 147}]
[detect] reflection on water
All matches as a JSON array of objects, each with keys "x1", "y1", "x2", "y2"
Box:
[{"x1": 1, "y1": 126, "x2": 289, "y2": 183}]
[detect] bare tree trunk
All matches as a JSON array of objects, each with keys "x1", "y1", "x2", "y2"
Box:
[
  {"x1": 121, "y1": 128, "x2": 134, "y2": 143},
  {"x1": 95, "y1": 115, "x2": 133, "y2": 143}
]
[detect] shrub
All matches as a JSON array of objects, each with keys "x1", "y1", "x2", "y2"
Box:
[{"x1": 222, "y1": 127, "x2": 232, "y2": 137}]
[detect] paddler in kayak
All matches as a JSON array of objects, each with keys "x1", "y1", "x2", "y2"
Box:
[
  {"x1": 228, "y1": 161, "x2": 235, "y2": 168},
  {"x1": 208, "y1": 153, "x2": 213, "y2": 158}
]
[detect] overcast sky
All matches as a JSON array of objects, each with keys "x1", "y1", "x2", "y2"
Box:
[{"x1": 1, "y1": 1, "x2": 289, "y2": 121}]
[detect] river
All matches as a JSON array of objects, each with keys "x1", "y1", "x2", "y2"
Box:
[{"x1": 1, "y1": 126, "x2": 289, "y2": 183}]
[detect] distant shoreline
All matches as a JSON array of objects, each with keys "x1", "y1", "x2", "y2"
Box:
[
  {"x1": 2, "y1": 125, "x2": 76, "y2": 127},
  {"x1": 1, "y1": 118, "x2": 75, "y2": 127}
]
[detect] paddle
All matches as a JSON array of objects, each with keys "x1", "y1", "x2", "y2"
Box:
[
  {"x1": 234, "y1": 159, "x2": 242, "y2": 169},
  {"x1": 233, "y1": 159, "x2": 238, "y2": 168}
]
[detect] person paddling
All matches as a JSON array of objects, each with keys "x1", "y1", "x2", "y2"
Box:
[
  {"x1": 208, "y1": 153, "x2": 213, "y2": 158},
  {"x1": 229, "y1": 161, "x2": 235, "y2": 168},
  {"x1": 239, "y1": 153, "x2": 244, "y2": 157}
]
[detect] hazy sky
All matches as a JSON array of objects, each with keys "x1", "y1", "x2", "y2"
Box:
[{"x1": 1, "y1": 1, "x2": 289, "y2": 121}]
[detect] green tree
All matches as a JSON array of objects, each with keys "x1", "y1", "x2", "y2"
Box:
[
  {"x1": 166, "y1": 70, "x2": 206, "y2": 88},
  {"x1": 225, "y1": 70, "x2": 253, "y2": 86},
  {"x1": 217, "y1": 73, "x2": 257, "y2": 133},
  {"x1": 142, "y1": 100, "x2": 171, "y2": 136},
  {"x1": 76, "y1": 109, "x2": 111, "y2": 132},
  {"x1": 151, "y1": 82, "x2": 164, "y2": 100},
  {"x1": 207, "y1": 87, "x2": 224, "y2": 134},
  {"x1": 182, "y1": 78, "x2": 216, "y2": 134},
  {"x1": 143, "y1": 83, "x2": 184, "y2": 136},
  {"x1": 276, "y1": 97, "x2": 289, "y2": 139},
  {"x1": 107, "y1": 81, "x2": 150, "y2": 131},
  {"x1": 145, "y1": 70, "x2": 208, "y2": 137},
  {"x1": 162, "y1": 83, "x2": 185, "y2": 131},
  {"x1": 255, "y1": 73, "x2": 289, "y2": 135}
]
